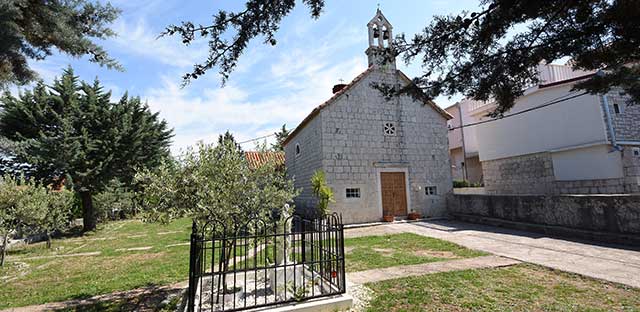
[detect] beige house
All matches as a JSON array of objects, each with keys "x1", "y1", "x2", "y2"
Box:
[
  {"x1": 445, "y1": 100, "x2": 483, "y2": 184},
  {"x1": 283, "y1": 10, "x2": 453, "y2": 224},
  {"x1": 470, "y1": 64, "x2": 640, "y2": 195}
]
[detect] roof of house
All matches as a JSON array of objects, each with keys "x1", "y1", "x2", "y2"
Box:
[
  {"x1": 244, "y1": 151, "x2": 285, "y2": 169},
  {"x1": 282, "y1": 67, "x2": 453, "y2": 146},
  {"x1": 538, "y1": 73, "x2": 596, "y2": 89}
]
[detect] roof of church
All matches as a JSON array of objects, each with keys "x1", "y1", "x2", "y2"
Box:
[{"x1": 282, "y1": 67, "x2": 453, "y2": 146}]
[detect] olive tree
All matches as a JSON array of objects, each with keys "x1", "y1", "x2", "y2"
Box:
[
  {"x1": 135, "y1": 132, "x2": 298, "y2": 290},
  {"x1": 0, "y1": 175, "x2": 72, "y2": 266}
]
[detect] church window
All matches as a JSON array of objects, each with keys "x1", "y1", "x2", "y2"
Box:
[
  {"x1": 383, "y1": 122, "x2": 396, "y2": 136},
  {"x1": 346, "y1": 188, "x2": 361, "y2": 198},
  {"x1": 425, "y1": 186, "x2": 437, "y2": 196},
  {"x1": 295, "y1": 143, "x2": 301, "y2": 156}
]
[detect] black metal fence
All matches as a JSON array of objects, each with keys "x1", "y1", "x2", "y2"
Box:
[{"x1": 187, "y1": 213, "x2": 346, "y2": 312}]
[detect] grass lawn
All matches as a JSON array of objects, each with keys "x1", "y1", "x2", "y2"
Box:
[
  {"x1": 0, "y1": 218, "x2": 193, "y2": 309},
  {"x1": 365, "y1": 263, "x2": 640, "y2": 312},
  {"x1": 0, "y1": 220, "x2": 484, "y2": 309},
  {"x1": 344, "y1": 233, "x2": 486, "y2": 272}
]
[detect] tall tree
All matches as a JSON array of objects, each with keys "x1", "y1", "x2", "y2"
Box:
[
  {"x1": 0, "y1": 67, "x2": 172, "y2": 231},
  {"x1": 271, "y1": 124, "x2": 290, "y2": 151},
  {"x1": 0, "y1": 0, "x2": 121, "y2": 87},
  {"x1": 164, "y1": 0, "x2": 640, "y2": 115}
]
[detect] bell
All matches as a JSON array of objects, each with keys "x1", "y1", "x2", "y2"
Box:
[
  {"x1": 383, "y1": 30, "x2": 389, "y2": 40},
  {"x1": 373, "y1": 28, "x2": 380, "y2": 38}
]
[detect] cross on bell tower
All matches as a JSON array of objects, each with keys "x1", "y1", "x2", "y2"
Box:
[{"x1": 366, "y1": 8, "x2": 396, "y2": 70}]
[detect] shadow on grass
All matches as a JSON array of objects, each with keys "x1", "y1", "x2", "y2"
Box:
[{"x1": 54, "y1": 284, "x2": 183, "y2": 312}]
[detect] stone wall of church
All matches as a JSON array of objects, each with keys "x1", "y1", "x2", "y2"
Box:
[
  {"x1": 284, "y1": 115, "x2": 323, "y2": 217},
  {"x1": 320, "y1": 68, "x2": 452, "y2": 223}
]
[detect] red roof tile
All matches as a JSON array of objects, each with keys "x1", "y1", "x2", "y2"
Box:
[{"x1": 244, "y1": 151, "x2": 285, "y2": 169}]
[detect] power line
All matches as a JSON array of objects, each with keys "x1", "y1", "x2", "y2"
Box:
[
  {"x1": 238, "y1": 133, "x2": 276, "y2": 145},
  {"x1": 448, "y1": 90, "x2": 589, "y2": 131}
]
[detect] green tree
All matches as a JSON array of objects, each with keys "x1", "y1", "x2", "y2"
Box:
[
  {"x1": 272, "y1": 124, "x2": 290, "y2": 151},
  {"x1": 94, "y1": 179, "x2": 136, "y2": 221},
  {"x1": 310, "y1": 170, "x2": 333, "y2": 216},
  {"x1": 165, "y1": 0, "x2": 640, "y2": 115},
  {"x1": 0, "y1": 0, "x2": 122, "y2": 87},
  {"x1": 135, "y1": 133, "x2": 298, "y2": 289},
  {"x1": 136, "y1": 132, "x2": 296, "y2": 226},
  {"x1": 0, "y1": 175, "x2": 72, "y2": 266},
  {"x1": 0, "y1": 67, "x2": 173, "y2": 231},
  {"x1": 0, "y1": 175, "x2": 25, "y2": 267}
]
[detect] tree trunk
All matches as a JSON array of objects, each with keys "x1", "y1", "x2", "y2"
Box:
[
  {"x1": 81, "y1": 191, "x2": 96, "y2": 232},
  {"x1": 1, "y1": 233, "x2": 8, "y2": 267},
  {"x1": 46, "y1": 232, "x2": 52, "y2": 249}
]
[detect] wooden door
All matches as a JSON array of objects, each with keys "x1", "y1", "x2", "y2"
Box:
[{"x1": 380, "y1": 172, "x2": 408, "y2": 217}]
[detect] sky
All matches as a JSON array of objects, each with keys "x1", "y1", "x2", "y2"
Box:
[{"x1": 12, "y1": 0, "x2": 482, "y2": 154}]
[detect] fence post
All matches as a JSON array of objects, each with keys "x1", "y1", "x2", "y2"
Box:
[
  {"x1": 301, "y1": 220, "x2": 306, "y2": 263},
  {"x1": 187, "y1": 221, "x2": 198, "y2": 312}
]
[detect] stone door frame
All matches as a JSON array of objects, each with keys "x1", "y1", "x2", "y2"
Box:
[{"x1": 376, "y1": 167, "x2": 411, "y2": 218}]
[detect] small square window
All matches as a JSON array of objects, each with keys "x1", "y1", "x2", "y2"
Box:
[
  {"x1": 425, "y1": 186, "x2": 437, "y2": 196},
  {"x1": 383, "y1": 122, "x2": 396, "y2": 136},
  {"x1": 633, "y1": 147, "x2": 640, "y2": 157},
  {"x1": 346, "y1": 188, "x2": 361, "y2": 198}
]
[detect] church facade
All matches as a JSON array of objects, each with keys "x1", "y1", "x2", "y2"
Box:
[{"x1": 283, "y1": 10, "x2": 453, "y2": 224}]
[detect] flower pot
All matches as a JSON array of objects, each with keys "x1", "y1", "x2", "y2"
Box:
[
  {"x1": 408, "y1": 212, "x2": 421, "y2": 220},
  {"x1": 382, "y1": 215, "x2": 395, "y2": 222}
]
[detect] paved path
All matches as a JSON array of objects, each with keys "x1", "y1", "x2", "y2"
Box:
[
  {"x1": 346, "y1": 220, "x2": 640, "y2": 288},
  {"x1": 347, "y1": 255, "x2": 520, "y2": 284}
]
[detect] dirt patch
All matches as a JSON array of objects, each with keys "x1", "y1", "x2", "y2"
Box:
[
  {"x1": 372, "y1": 248, "x2": 394, "y2": 256},
  {"x1": 412, "y1": 250, "x2": 460, "y2": 259},
  {"x1": 344, "y1": 246, "x2": 355, "y2": 254},
  {"x1": 115, "y1": 246, "x2": 152, "y2": 252}
]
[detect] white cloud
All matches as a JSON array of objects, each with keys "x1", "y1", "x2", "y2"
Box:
[
  {"x1": 144, "y1": 53, "x2": 365, "y2": 154},
  {"x1": 109, "y1": 19, "x2": 206, "y2": 68},
  {"x1": 137, "y1": 17, "x2": 368, "y2": 154}
]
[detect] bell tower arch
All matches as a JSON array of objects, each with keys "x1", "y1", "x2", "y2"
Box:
[{"x1": 366, "y1": 9, "x2": 395, "y2": 69}]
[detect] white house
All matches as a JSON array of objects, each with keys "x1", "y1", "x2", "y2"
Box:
[
  {"x1": 283, "y1": 10, "x2": 453, "y2": 224},
  {"x1": 469, "y1": 64, "x2": 640, "y2": 195}
]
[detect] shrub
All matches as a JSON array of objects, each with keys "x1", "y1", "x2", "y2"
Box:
[
  {"x1": 453, "y1": 180, "x2": 484, "y2": 188},
  {"x1": 94, "y1": 179, "x2": 136, "y2": 221},
  {"x1": 311, "y1": 170, "x2": 334, "y2": 216},
  {"x1": 453, "y1": 180, "x2": 470, "y2": 188},
  {"x1": 0, "y1": 175, "x2": 73, "y2": 266}
]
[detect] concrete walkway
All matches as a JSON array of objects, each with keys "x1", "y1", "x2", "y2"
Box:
[
  {"x1": 346, "y1": 220, "x2": 640, "y2": 288},
  {"x1": 347, "y1": 255, "x2": 520, "y2": 284}
]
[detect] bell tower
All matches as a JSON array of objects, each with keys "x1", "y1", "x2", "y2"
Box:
[{"x1": 366, "y1": 9, "x2": 395, "y2": 70}]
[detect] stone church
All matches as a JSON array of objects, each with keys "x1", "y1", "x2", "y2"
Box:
[{"x1": 283, "y1": 10, "x2": 453, "y2": 224}]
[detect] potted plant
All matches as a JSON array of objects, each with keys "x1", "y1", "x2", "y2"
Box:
[
  {"x1": 382, "y1": 215, "x2": 395, "y2": 222},
  {"x1": 408, "y1": 210, "x2": 421, "y2": 220}
]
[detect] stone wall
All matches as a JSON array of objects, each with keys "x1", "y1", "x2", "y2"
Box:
[
  {"x1": 483, "y1": 152, "x2": 555, "y2": 194},
  {"x1": 483, "y1": 150, "x2": 639, "y2": 195},
  {"x1": 448, "y1": 194, "x2": 640, "y2": 243},
  {"x1": 605, "y1": 91, "x2": 640, "y2": 142},
  {"x1": 622, "y1": 145, "x2": 640, "y2": 194},
  {"x1": 284, "y1": 115, "x2": 323, "y2": 216},
  {"x1": 320, "y1": 68, "x2": 451, "y2": 223}
]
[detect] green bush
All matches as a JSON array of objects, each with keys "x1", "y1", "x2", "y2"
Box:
[
  {"x1": 453, "y1": 180, "x2": 470, "y2": 188},
  {"x1": 94, "y1": 179, "x2": 136, "y2": 221},
  {"x1": 311, "y1": 170, "x2": 334, "y2": 216},
  {"x1": 0, "y1": 175, "x2": 73, "y2": 265},
  {"x1": 453, "y1": 180, "x2": 484, "y2": 188}
]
